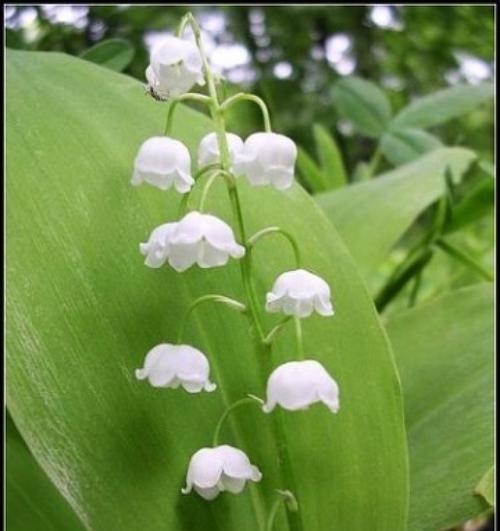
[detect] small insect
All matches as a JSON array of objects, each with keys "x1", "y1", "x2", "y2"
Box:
[{"x1": 144, "y1": 84, "x2": 169, "y2": 102}]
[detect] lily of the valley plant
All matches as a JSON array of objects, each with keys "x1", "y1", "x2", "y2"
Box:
[{"x1": 132, "y1": 13, "x2": 339, "y2": 530}]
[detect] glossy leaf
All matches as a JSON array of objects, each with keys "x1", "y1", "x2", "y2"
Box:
[
  {"x1": 387, "y1": 284, "x2": 494, "y2": 531},
  {"x1": 380, "y1": 127, "x2": 442, "y2": 166},
  {"x1": 6, "y1": 50, "x2": 408, "y2": 531},
  {"x1": 315, "y1": 148, "x2": 476, "y2": 281},
  {"x1": 6, "y1": 412, "x2": 86, "y2": 531},
  {"x1": 332, "y1": 76, "x2": 392, "y2": 138},
  {"x1": 475, "y1": 467, "x2": 495, "y2": 507},
  {"x1": 80, "y1": 38, "x2": 134, "y2": 72},
  {"x1": 313, "y1": 124, "x2": 347, "y2": 189},
  {"x1": 392, "y1": 82, "x2": 494, "y2": 129}
]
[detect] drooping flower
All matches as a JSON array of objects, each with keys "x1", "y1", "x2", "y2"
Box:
[
  {"x1": 235, "y1": 132, "x2": 297, "y2": 190},
  {"x1": 158, "y1": 211, "x2": 245, "y2": 272},
  {"x1": 263, "y1": 360, "x2": 340, "y2": 414},
  {"x1": 139, "y1": 222, "x2": 177, "y2": 268},
  {"x1": 145, "y1": 35, "x2": 205, "y2": 98},
  {"x1": 197, "y1": 132, "x2": 244, "y2": 169},
  {"x1": 265, "y1": 269, "x2": 334, "y2": 318},
  {"x1": 182, "y1": 445, "x2": 262, "y2": 500},
  {"x1": 135, "y1": 344, "x2": 216, "y2": 393},
  {"x1": 131, "y1": 137, "x2": 194, "y2": 193}
]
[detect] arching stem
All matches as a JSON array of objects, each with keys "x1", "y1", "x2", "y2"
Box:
[{"x1": 212, "y1": 395, "x2": 264, "y2": 446}]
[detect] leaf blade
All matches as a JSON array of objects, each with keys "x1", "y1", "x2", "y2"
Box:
[
  {"x1": 332, "y1": 77, "x2": 392, "y2": 138},
  {"x1": 7, "y1": 49, "x2": 409, "y2": 531},
  {"x1": 387, "y1": 285, "x2": 494, "y2": 531},
  {"x1": 392, "y1": 83, "x2": 494, "y2": 129}
]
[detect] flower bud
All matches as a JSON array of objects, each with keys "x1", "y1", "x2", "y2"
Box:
[
  {"x1": 197, "y1": 132, "x2": 244, "y2": 169},
  {"x1": 135, "y1": 344, "x2": 216, "y2": 393},
  {"x1": 263, "y1": 360, "x2": 340, "y2": 414},
  {"x1": 131, "y1": 137, "x2": 194, "y2": 193},
  {"x1": 145, "y1": 36, "x2": 204, "y2": 98},
  {"x1": 266, "y1": 269, "x2": 334, "y2": 318},
  {"x1": 182, "y1": 445, "x2": 262, "y2": 500},
  {"x1": 235, "y1": 132, "x2": 297, "y2": 190}
]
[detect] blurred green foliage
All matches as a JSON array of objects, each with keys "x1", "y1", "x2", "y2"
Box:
[{"x1": 5, "y1": 5, "x2": 494, "y2": 171}]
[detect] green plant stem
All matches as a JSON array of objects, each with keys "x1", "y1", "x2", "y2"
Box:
[
  {"x1": 435, "y1": 238, "x2": 493, "y2": 281},
  {"x1": 184, "y1": 14, "x2": 303, "y2": 531},
  {"x1": 164, "y1": 93, "x2": 211, "y2": 135},
  {"x1": 366, "y1": 146, "x2": 382, "y2": 177},
  {"x1": 407, "y1": 270, "x2": 423, "y2": 308},
  {"x1": 263, "y1": 316, "x2": 292, "y2": 345},
  {"x1": 375, "y1": 246, "x2": 434, "y2": 313},
  {"x1": 294, "y1": 317, "x2": 305, "y2": 359},
  {"x1": 198, "y1": 171, "x2": 220, "y2": 212},
  {"x1": 220, "y1": 93, "x2": 272, "y2": 132},
  {"x1": 177, "y1": 294, "x2": 246, "y2": 342},
  {"x1": 266, "y1": 491, "x2": 299, "y2": 531},
  {"x1": 212, "y1": 395, "x2": 264, "y2": 446},
  {"x1": 248, "y1": 227, "x2": 301, "y2": 268}
]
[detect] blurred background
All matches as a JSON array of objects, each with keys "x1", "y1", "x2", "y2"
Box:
[{"x1": 5, "y1": 5, "x2": 495, "y2": 171}]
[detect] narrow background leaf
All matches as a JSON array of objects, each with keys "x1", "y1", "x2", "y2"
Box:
[
  {"x1": 315, "y1": 148, "x2": 476, "y2": 282},
  {"x1": 474, "y1": 467, "x2": 495, "y2": 507},
  {"x1": 332, "y1": 76, "x2": 392, "y2": 138},
  {"x1": 392, "y1": 83, "x2": 494, "y2": 128},
  {"x1": 313, "y1": 124, "x2": 347, "y2": 189},
  {"x1": 380, "y1": 127, "x2": 443, "y2": 166},
  {"x1": 80, "y1": 38, "x2": 134, "y2": 72}
]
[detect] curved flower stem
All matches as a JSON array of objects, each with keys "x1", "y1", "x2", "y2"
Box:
[
  {"x1": 198, "y1": 172, "x2": 220, "y2": 213},
  {"x1": 177, "y1": 294, "x2": 246, "y2": 343},
  {"x1": 248, "y1": 226, "x2": 301, "y2": 268},
  {"x1": 293, "y1": 317, "x2": 305, "y2": 359},
  {"x1": 263, "y1": 316, "x2": 293, "y2": 345},
  {"x1": 220, "y1": 93, "x2": 272, "y2": 132},
  {"x1": 212, "y1": 395, "x2": 264, "y2": 446},
  {"x1": 177, "y1": 165, "x2": 222, "y2": 217},
  {"x1": 164, "y1": 93, "x2": 212, "y2": 135},
  {"x1": 266, "y1": 490, "x2": 299, "y2": 531}
]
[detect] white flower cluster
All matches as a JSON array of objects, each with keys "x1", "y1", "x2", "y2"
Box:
[{"x1": 132, "y1": 30, "x2": 340, "y2": 502}]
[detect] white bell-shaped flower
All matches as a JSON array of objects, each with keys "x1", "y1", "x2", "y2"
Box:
[
  {"x1": 263, "y1": 360, "x2": 340, "y2": 414},
  {"x1": 135, "y1": 343, "x2": 216, "y2": 393},
  {"x1": 182, "y1": 445, "x2": 262, "y2": 500},
  {"x1": 161, "y1": 211, "x2": 245, "y2": 272},
  {"x1": 265, "y1": 269, "x2": 334, "y2": 318},
  {"x1": 145, "y1": 35, "x2": 205, "y2": 98},
  {"x1": 139, "y1": 222, "x2": 177, "y2": 268},
  {"x1": 235, "y1": 132, "x2": 297, "y2": 190},
  {"x1": 131, "y1": 137, "x2": 194, "y2": 193},
  {"x1": 197, "y1": 132, "x2": 244, "y2": 169}
]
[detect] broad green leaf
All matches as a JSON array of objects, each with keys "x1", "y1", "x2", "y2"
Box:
[
  {"x1": 387, "y1": 284, "x2": 494, "y2": 531},
  {"x1": 475, "y1": 467, "x2": 495, "y2": 507},
  {"x1": 7, "y1": 412, "x2": 86, "y2": 531},
  {"x1": 80, "y1": 38, "x2": 134, "y2": 72},
  {"x1": 313, "y1": 124, "x2": 347, "y2": 189},
  {"x1": 296, "y1": 146, "x2": 329, "y2": 193},
  {"x1": 446, "y1": 176, "x2": 494, "y2": 234},
  {"x1": 6, "y1": 50, "x2": 408, "y2": 531},
  {"x1": 380, "y1": 127, "x2": 443, "y2": 166},
  {"x1": 392, "y1": 83, "x2": 494, "y2": 129},
  {"x1": 315, "y1": 148, "x2": 476, "y2": 281},
  {"x1": 332, "y1": 77, "x2": 392, "y2": 138}
]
